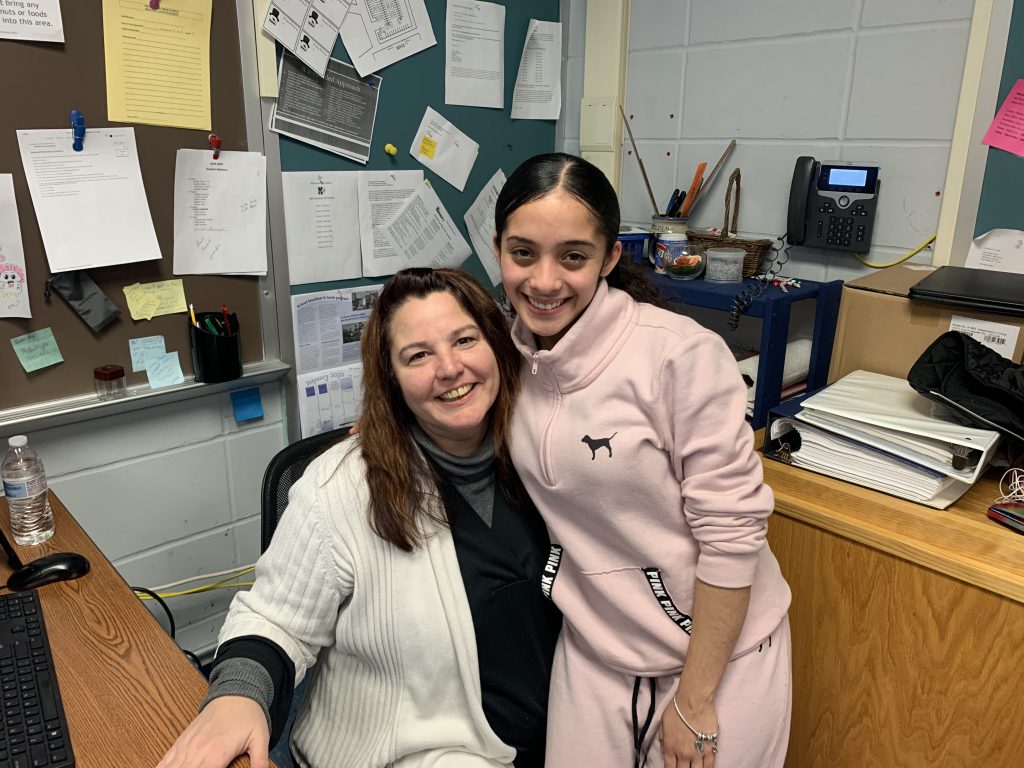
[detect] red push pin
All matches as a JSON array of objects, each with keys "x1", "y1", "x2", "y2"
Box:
[
  {"x1": 149, "y1": 1, "x2": 160, "y2": 9},
  {"x1": 208, "y1": 133, "x2": 222, "y2": 160}
]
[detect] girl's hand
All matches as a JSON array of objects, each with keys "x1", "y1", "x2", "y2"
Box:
[
  {"x1": 659, "y1": 697, "x2": 718, "y2": 768},
  {"x1": 156, "y1": 695, "x2": 270, "y2": 768}
]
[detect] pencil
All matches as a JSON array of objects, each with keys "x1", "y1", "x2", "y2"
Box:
[{"x1": 619, "y1": 105, "x2": 660, "y2": 217}]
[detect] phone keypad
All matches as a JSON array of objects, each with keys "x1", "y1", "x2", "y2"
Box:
[{"x1": 826, "y1": 215, "x2": 869, "y2": 247}]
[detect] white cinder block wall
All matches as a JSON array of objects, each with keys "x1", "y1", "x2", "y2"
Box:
[
  {"x1": 558, "y1": 0, "x2": 974, "y2": 285},
  {"x1": 2, "y1": 384, "x2": 286, "y2": 658}
]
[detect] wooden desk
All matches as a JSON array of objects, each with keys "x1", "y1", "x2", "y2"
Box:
[
  {"x1": 0, "y1": 492, "x2": 255, "y2": 768},
  {"x1": 762, "y1": 457, "x2": 1024, "y2": 767}
]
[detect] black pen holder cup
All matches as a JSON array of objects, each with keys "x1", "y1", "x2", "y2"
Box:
[{"x1": 189, "y1": 313, "x2": 241, "y2": 383}]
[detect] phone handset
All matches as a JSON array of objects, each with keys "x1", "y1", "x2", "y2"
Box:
[{"x1": 786, "y1": 156, "x2": 818, "y2": 245}]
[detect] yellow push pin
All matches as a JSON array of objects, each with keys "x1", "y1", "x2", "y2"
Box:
[{"x1": 384, "y1": 143, "x2": 398, "y2": 156}]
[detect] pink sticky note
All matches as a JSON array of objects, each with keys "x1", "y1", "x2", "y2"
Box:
[{"x1": 983, "y1": 79, "x2": 1024, "y2": 158}]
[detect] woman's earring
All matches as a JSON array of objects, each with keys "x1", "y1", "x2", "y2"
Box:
[{"x1": 500, "y1": 287, "x2": 513, "y2": 316}]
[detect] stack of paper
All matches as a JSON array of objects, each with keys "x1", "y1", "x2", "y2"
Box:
[{"x1": 766, "y1": 370, "x2": 1002, "y2": 509}]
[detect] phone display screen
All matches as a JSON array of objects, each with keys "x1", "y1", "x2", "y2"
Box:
[
  {"x1": 818, "y1": 164, "x2": 878, "y2": 193},
  {"x1": 828, "y1": 168, "x2": 867, "y2": 187}
]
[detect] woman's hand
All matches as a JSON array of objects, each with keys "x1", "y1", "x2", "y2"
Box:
[
  {"x1": 659, "y1": 695, "x2": 718, "y2": 768},
  {"x1": 156, "y1": 695, "x2": 270, "y2": 768}
]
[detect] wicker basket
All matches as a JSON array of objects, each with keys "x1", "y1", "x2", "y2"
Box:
[{"x1": 686, "y1": 169, "x2": 772, "y2": 278}]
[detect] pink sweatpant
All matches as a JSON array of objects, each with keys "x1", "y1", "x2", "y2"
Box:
[{"x1": 544, "y1": 617, "x2": 791, "y2": 768}]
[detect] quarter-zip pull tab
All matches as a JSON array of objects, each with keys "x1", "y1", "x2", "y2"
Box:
[{"x1": 531, "y1": 352, "x2": 540, "y2": 375}]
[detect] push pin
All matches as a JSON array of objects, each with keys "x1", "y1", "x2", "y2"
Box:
[
  {"x1": 149, "y1": 0, "x2": 160, "y2": 9},
  {"x1": 70, "y1": 110, "x2": 86, "y2": 152},
  {"x1": 208, "y1": 133, "x2": 222, "y2": 160},
  {"x1": 384, "y1": 143, "x2": 398, "y2": 157}
]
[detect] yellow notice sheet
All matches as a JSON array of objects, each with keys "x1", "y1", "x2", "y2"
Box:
[
  {"x1": 123, "y1": 279, "x2": 187, "y2": 321},
  {"x1": 103, "y1": 0, "x2": 213, "y2": 130}
]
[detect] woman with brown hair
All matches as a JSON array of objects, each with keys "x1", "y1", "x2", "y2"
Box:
[{"x1": 158, "y1": 268, "x2": 560, "y2": 768}]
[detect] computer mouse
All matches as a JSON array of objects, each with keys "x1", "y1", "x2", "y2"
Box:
[{"x1": 6, "y1": 552, "x2": 91, "y2": 592}]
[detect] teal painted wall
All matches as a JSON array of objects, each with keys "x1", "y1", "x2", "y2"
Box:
[
  {"x1": 281, "y1": 0, "x2": 559, "y2": 295},
  {"x1": 975, "y1": 0, "x2": 1024, "y2": 236}
]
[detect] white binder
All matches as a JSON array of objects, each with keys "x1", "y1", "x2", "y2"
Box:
[{"x1": 798, "y1": 370, "x2": 1001, "y2": 485}]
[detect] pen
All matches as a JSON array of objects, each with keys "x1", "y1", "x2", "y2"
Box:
[
  {"x1": 670, "y1": 191, "x2": 686, "y2": 218},
  {"x1": 664, "y1": 189, "x2": 680, "y2": 217},
  {"x1": 189, "y1": 303, "x2": 197, "y2": 327},
  {"x1": 204, "y1": 317, "x2": 220, "y2": 335},
  {"x1": 221, "y1": 303, "x2": 232, "y2": 336}
]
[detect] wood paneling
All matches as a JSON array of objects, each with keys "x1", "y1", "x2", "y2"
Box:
[{"x1": 770, "y1": 511, "x2": 1024, "y2": 767}]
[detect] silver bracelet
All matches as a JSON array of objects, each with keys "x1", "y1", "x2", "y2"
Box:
[{"x1": 672, "y1": 697, "x2": 719, "y2": 755}]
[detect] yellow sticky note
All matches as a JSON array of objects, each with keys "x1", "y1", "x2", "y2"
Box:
[
  {"x1": 135, "y1": 294, "x2": 161, "y2": 321},
  {"x1": 419, "y1": 135, "x2": 437, "y2": 159},
  {"x1": 123, "y1": 279, "x2": 187, "y2": 321},
  {"x1": 143, "y1": 279, "x2": 188, "y2": 316}
]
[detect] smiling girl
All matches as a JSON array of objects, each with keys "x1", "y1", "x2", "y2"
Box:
[{"x1": 494, "y1": 154, "x2": 792, "y2": 768}]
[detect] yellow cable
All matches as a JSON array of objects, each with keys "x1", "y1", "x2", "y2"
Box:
[
  {"x1": 854, "y1": 233, "x2": 936, "y2": 269},
  {"x1": 136, "y1": 582, "x2": 255, "y2": 600},
  {"x1": 135, "y1": 567, "x2": 256, "y2": 600}
]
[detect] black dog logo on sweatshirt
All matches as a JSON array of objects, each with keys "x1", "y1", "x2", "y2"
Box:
[{"x1": 581, "y1": 432, "x2": 617, "y2": 460}]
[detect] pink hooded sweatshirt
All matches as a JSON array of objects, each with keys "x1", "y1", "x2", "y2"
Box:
[{"x1": 509, "y1": 282, "x2": 791, "y2": 676}]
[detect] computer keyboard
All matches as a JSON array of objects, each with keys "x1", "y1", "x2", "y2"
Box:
[{"x1": 0, "y1": 590, "x2": 74, "y2": 768}]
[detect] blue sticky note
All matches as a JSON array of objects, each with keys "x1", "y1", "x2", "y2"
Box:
[
  {"x1": 10, "y1": 328, "x2": 63, "y2": 373},
  {"x1": 230, "y1": 387, "x2": 264, "y2": 423},
  {"x1": 129, "y1": 335, "x2": 166, "y2": 372},
  {"x1": 145, "y1": 351, "x2": 185, "y2": 389}
]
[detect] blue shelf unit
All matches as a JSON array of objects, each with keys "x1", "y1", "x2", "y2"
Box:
[{"x1": 652, "y1": 275, "x2": 843, "y2": 429}]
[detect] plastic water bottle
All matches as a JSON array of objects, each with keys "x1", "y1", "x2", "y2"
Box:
[{"x1": 1, "y1": 435, "x2": 55, "y2": 546}]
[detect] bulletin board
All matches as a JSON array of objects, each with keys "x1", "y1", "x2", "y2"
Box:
[
  {"x1": 0, "y1": 0, "x2": 263, "y2": 412},
  {"x1": 281, "y1": 0, "x2": 559, "y2": 295},
  {"x1": 974, "y1": 0, "x2": 1024, "y2": 236}
]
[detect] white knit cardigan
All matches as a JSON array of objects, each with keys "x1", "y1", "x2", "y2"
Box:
[{"x1": 219, "y1": 439, "x2": 516, "y2": 768}]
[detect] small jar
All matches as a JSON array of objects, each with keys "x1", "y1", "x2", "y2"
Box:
[
  {"x1": 705, "y1": 247, "x2": 746, "y2": 283},
  {"x1": 649, "y1": 216, "x2": 688, "y2": 264},
  {"x1": 94, "y1": 364, "x2": 127, "y2": 400}
]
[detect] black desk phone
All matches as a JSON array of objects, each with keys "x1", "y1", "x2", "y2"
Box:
[
  {"x1": 726, "y1": 156, "x2": 882, "y2": 330},
  {"x1": 787, "y1": 156, "x2": 880, "y2": 252}
]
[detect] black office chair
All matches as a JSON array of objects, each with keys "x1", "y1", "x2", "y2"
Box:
[{"x1": 260, "y1": 427, "x2": 351, "y2": 552}]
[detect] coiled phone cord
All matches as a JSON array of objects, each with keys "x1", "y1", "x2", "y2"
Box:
[{"x1": 727, "y1": 235, "x2": 792, "y2": 330}]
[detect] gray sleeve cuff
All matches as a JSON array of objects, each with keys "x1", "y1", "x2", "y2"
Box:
[{"x1": 201, "y1": 657, "x2": 274, "y2": 733}]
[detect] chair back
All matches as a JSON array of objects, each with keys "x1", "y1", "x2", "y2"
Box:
[{"x1": 260, "y1": 427, "x2": 351, "y2": 552}]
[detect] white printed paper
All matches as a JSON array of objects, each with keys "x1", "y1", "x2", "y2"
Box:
[
  {"x1": 384, "y1": 181, "x2": 472, "y2": 270},
  {"x1": 297, "y1": 363, "x2": 364, "y2": 437},
  {"x1": 410, "y1": 107, "x2": 479, "y2": 191},
  {"x1": 0, "y1": 175, "x2": 31, "y2": 318},
  {"x1": 464, "y1": 169, "x2": 506, "y2": 286},
  {"x1": 173, "y1": 149, "x2": 268, "y2": 276},
  {"x1": 358, "y1": 170, "x2": 423, "y2": 277},
  {"x1": 511, "y1": 19, "x2": 561, "y2": 120},
  {"x1": 949, "y1": 315, "x2": 1020, "y2": 359},
  {"x1": 16, "y1": 128, "x2": 162, "y2": 273},
  {"x1": 282, "y1": 171, "x2": 361, "y2": 284},
  {"x1": 964, "y1": 228, "x2": 1024, "y2": 275},
  {"x1": 271, "y1": 54, "x2": 381, "y2": 165},
  {"x1": 263, "y1": 0, "x2": 347, "y2": 77},
  {"x1": 0, "y1": 0, "x2": 63, "y2": 43},
  {"x1": 291, "y1": 284, "x2": 382, "y2": 375},
  {"x1": 340, "y1": 0, "x2": 436, "y2": 77},
  {"x1": 445, "y1": 0, "x2": 504, "y2": 109}
]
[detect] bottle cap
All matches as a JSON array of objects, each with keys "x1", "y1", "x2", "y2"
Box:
[
  {"x1": 8, "y1": 435, "x2": 27, "y2": 448},
  {"x1": 94, "y1": 364, "x2": 126, "y2": 381}
]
